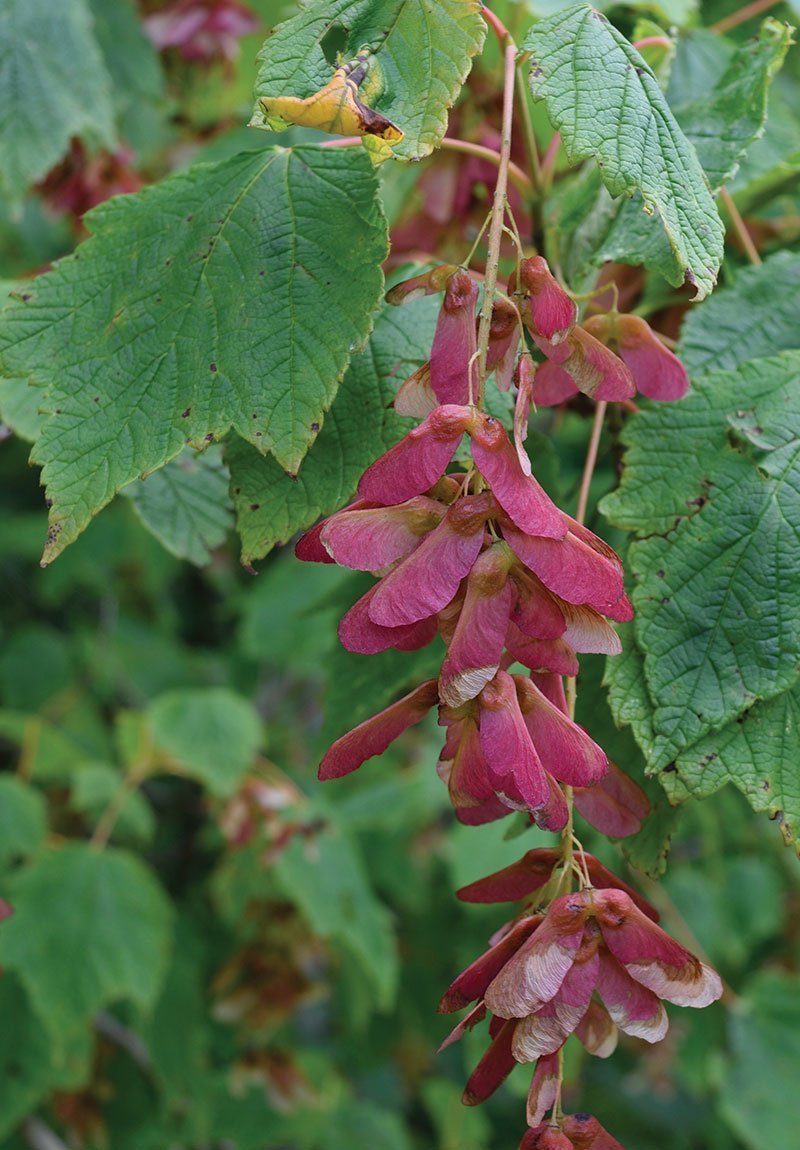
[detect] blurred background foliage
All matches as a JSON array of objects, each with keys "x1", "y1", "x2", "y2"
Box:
[{"x1": 1, "y1": 1, "x2": 800, "y2": 1148}]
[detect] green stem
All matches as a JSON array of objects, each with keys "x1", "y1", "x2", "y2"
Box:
[
  {"x1": 561, "y1": 784, "x2": 575, "y2": 876},
  {"x1": 475, "y1": 38, "x2": 518, "y2": 406},
  {"x1": 559, "y1": 400, "x2": 609, "y2": 885},
  {"x1": 90, "y1": 751, "x2": 152, "y2": 850}
]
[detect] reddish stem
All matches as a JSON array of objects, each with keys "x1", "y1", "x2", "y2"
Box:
[
  {"x1": 632, "y1": 36, "x2": 673, "y2": 50},
  {"x1": 711, "y1": 0, "x2": 782, "y2": 35},
  {"x1": 575, "y1": 401, "x2": 607, "y2": 526},
  {"x1": 442, "y1": 138, "x2": 532, "y2": 193},
  {"x1": 320, "y1": 134, "x2": 532, "y2": 194},
  {"x1": 481, "y1": 5, "x2": 510, "y2": 44},
  {"x1": 720, "y1": 187, "x2": 762, "y2": 265},
  {"x1": 320, "y1": 136, "x2": 362, "y2": 148},
  {"x1": 540, "y1": 132, "x2": 561, "y2": 192}
]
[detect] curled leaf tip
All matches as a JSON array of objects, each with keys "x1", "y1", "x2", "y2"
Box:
[{"x1": 258, "y1": 49, "x2": 404, "y2": 146}]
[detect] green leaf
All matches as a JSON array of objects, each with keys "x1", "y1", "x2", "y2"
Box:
[
  {"x1": 0, "y1": 146, "x2": 388, "y2": 562},
  {"x1": 0, "y1": 374, "x2": 42, "y2": 441},
  {"x1": 0, "y1": 623, "x2": 72, "y2": 709},
  {"x1": 589, "y1": 14, "x2": 791, "y2": 282},
  {"x1": 0, "y1": 843, "x2": 172, "y2": 1041},
  {"x1": 602, "y1": 621, "x2": 655, "y2": 759},
  {"x1": 228, "y1": 291, "x2": 439, "y2": 563},
  {"x1": 602, "y1": 353, "x2": 800, "y2": 842},
  {"x1": 0, "y1": 776, "x2": 47, "y2": 868},
  {"x1": 630, "y1": 17, "x2": 675, "y2": 86},
  {"x1": 271, "y1": 815, "x2": 399, "y2": 1009},
  {"x1": 665, "y1": 26, "x2": 800, "y2": 212},
  {"x1": 0, "y1": 975, "x2": 92, "y2": 1139},
  {"x1": 720, "y1": 971, "x2": 800, "y2": 1150},
  {"x1": 146, "y1": 687, "x2": 262, "y2": 797},
  {"x1": 422, "y1": 1078, "x2": 491, "y2": 1150},
  {"x1": 575, "y1": 651, "x2": 648, "y2": 783},
  {"x1": 621, "y1": 794, "x2": 681, "y2": 878},
  {"x1": 0, "y1": 281, "x2": 41, "y2": 441},
  {"x1": 546, "y1": 22, "x2": 791, "y2": 290},
  {"x1": 238, "y1": 548, "x2": 350, "y2": 671},
  {"x1": 666, "y1": 28, "x2": 734, "y2": 109},
  {"x1": 731, "y1": 87, "x2": 800, "y2": 211},
  {"x1": 327, "y1": 1099, "x2": 411, "y2": 1150},
  {"x1": 139, "y1": 923, "x2": 210, "y2": 1100},
  {"x1": 321, "y1": 581, "x2": 444, "y2": 745},
  {"x1": 678, "y1": 251, "x2": 800, "y2": 375},
  {"x1": 250, "y1": 0, "x2": 485, "y2": 162},
  {"x1": 86, "y1": 0, "x2": 169, "y2": 159},
  {"x1": 122, "y1": 446, "x2": 233, "y2": 566},
  {"x1": 665, "y1": 857, "x2": 782, "y2": 973},
  {"x1": 545, "y1": 166, "x2": 617, "y2": 290},
  {"x1": 0, "y1": 710, "x2": 85, "y2": 782},
  {"x1": 523, "y1": 4, "x2": 723, "y2": 298},
  {"x1": 659, "y1": 682, "x2": 800, "y2": 852},
  {"x1": 0, "y1": 0, "x2": 115, "y2": 203},
  {"x1": 573, "y1": 649, "x2": 680, "y2": 876},
  {"x1": 524, "y1": 0, "x2": 699, "y2": 23},
  {"x1": 668, "y1": 19, "x2": 792, "y2": 193},
  {"x1": 601, "y1": 620, "x2": 682, "y2": 877}
]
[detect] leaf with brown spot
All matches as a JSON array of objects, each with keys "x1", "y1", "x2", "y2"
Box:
[
  {"x1": 250, "y1": 0, "x2": 485, "y2": 163},
  {"x1": 258, "y1": 49, "x2": 403, "y2": 154}
]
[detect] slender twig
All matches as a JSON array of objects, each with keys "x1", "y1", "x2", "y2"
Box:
[
  {"x1": 481, "y1": 5, "x2": 510, "y2": 43},
  {"x1": 515, "y1": 66, "x2": 543, "y2": 194},
  {"x1": 22, "y1": 1119, "x2": 69, "y2": 1150},
  {"x1": 720, "y1": 187, "x2": 762, "y2": 265},
  {"x1": 475, "y1": 40, "x2": 518, "y2": 404},
  {"x1": 632, "y1": 36, "x2": 673, "y2": 51},
  {"x1": 441, "y1": 138, "x2": 532, "y2": 194},
  {"x1": 539, "y1": 132, "x2": 561, "y2": 195},
  {"x1": 560, "y1": 397, "x2": 610, "y2": 939},
  {"x1": 95, "y1": 1011, "x2": 153, "y2": 1072},
  {"x1": 711, "y1": 0, "x2": 782, "y2": 35},
  {"x1": 90, "y1": 752, "x2": 152, "y2": 850},
  {"x1": 576, "y1": 401, "x2": 608, "y2": 525},
  {"x1": 17, "y1": 717, "x2": 41, "y2": 780},
  {"x1": 464, "y1": 209, "x2": 493, "y2": 270},
  {"x1": 549, "y1": 383, "x2": 609, "y2": 1128},
  {"x1": 501, "y1": 224, "x2": 523, "y2": 254},
  {"x1": 319, "y1": 133, "x2": 532, "y2": 195},
  {"x1": 572, "y1": 840, "x2": 593, "y2": 887},
  {"x1": 319, "y1": 135, "x2": 371, "y2": 147},
  {"x1": 637, "y1": 877, "x2": 739, "y2": 1005},
  {"x1": 553, "y1": 1045, "x2": 565, "y2": 1120}
]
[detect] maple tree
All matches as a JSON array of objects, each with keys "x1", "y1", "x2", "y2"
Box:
[{"x1": 0, "y1": 1, "x2": 800, "y2": 1148}]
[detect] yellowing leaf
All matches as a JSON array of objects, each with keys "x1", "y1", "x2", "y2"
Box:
[
  {"x1": 258, "y1": 49, "x2": 404, "y2": 151},
  {"x1": 251, "y1": 0, "x2": 485, "y2": 162}
]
